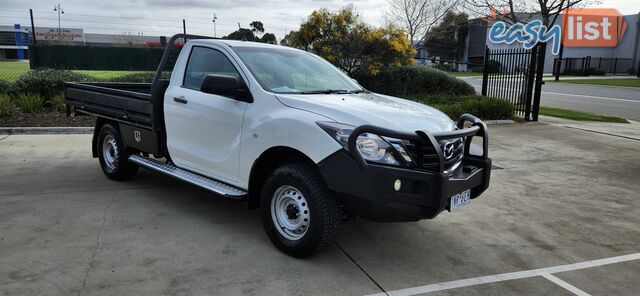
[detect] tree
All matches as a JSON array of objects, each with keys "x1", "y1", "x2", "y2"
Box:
[
  {"x1": 261, "y1": 33, "x2": 277, "y2": 44},
  {"x1": 280, "y1": 5, "x2": 415, "y2": 75},
  {"x1": 464, "y1": 0, "x2": 598, "y2": 26},
  {"x1": 250, "y1": 21, "x2": 265, "y2": 34},
  {"x1": 423, "y1": 11, "x2": 469, "y2": 61},
  {"x1": 224, "y1": 21, "x2": 276, "y2": 43},
  {"x1": 386, "y1": 0, "x2": 460, "y2": 47},
  {"x1": 224, "y1": 28, "x2": 256, "y2": 41},
  {"x1": 280, "y1": 21, "x2": 321, "y2": 51}
]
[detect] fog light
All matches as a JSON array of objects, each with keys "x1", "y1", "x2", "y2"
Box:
[{"x1": 394, "y1": 179, "x2": 402, "y2": 191}]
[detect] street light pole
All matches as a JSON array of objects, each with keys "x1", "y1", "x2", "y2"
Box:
[
  {"x1": 212, "y1": 12, "x2": 217, "y2": 37},
  {"x1": 53, "y1": 3, "x2": 64, "y2": 41}
]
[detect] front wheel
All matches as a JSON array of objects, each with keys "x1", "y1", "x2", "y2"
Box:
[
  {"x1": 97, "y1": 124, "x2": 139, "y2": 181},
  {"x1": 261, "y1": 163, "x2": 339, "y2": 257}
]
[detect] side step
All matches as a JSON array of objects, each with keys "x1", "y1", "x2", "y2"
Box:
[{"x1": 128, "y1": 154, "x2": 247, "y2": 199}]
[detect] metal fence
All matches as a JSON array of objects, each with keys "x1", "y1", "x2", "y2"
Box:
[
  {"x1": 413, "y1": 57, "x2": 483, "y2": 73},
  {"x1": 1, "y1": 35, "x2": 184, "y2": 84},
  {"x1": 0, "y1": 9, "x2": 221, "y2": 83},
  {"x1": 481, "y1": 44, "x2": 545, "y2": 121},
  {"x1": 553, "y1": 57, "x2": 637, "y2": 76}
]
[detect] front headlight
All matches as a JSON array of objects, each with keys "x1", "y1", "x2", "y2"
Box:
[{"x1": 317, "y1": 122, "x2": 407, "y2": 166}]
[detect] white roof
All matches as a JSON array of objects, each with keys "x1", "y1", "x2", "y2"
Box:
[{"x1": 191, "y1": 39, "x2": 288, "y2": 49}]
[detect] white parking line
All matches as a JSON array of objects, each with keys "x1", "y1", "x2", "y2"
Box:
[
  {"x1": 365, "y1": 253, "x2": 640, "y2": 296},
  {"x1": 541, "y1": 91, "x2": 640, "y2": 104},
  {"x1": 540, "y1": 273, "x2": 591, "y2": 296},
  {"x1": 469, "y1": 84, "x2": 640, "y2": 104},
  {"x1": 476, "y1": 87, "x2": 640, "y2": 104}
]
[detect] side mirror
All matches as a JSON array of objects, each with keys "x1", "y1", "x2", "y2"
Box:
[{"x1": 200, "y1": 75, "x2": 253, "y2": 103}]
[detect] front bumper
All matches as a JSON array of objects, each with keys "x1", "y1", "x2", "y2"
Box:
[{"x1": 317, "y1": 114, "x2": 491, "y2": 222}]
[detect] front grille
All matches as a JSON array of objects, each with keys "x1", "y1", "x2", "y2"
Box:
[{"x1": 402, "y1": 137, "x2": 464, "y2": 173}]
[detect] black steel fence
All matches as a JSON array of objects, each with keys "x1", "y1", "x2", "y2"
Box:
[
  {"x1": 481, "y1": 45, "x2": 545, "y2": 121},
  {"x1": 553, "y1": 57, "x2": 637, "y2": 76},
  {"x1": 0, "y1": 34, "x2": 185, "y2": 82},
  {"x1": 0, "y1": 9, "x2": 209, "y2": 84},
  {"x1": 413, "y1": 57, "x2": 483, "y2": 73}
]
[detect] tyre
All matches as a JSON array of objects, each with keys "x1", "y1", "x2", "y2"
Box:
[
  {"x1": 261, "y1": 163, "x2": 339, "y2": 257},
  {"x1": 96, "y1": 123, "x2": 139, "y2": 181}
]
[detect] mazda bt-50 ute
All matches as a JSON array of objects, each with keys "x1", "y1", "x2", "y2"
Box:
[{"x1": 64, "y1": 34, "x2": 491, "y2": 257}]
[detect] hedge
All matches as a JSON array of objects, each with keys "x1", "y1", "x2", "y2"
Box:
[
  {"x1": 351, "y1": 65, "x2": 513, "y2": 119},
  {"x1": 417, "y1": 95, "x2": 514, "y2": 120},
  {"x1": 12, "y1": 69, "x2": 97, "y2": 100},
  {"x1": 352, "y1": 65, "x2": 476, "y2": 98},
  {"x1": 108, "y1": 72, "x2": 168, "y2": 83},
  {"x1": 6, "y1": 70, "x2": 167, "y2": 101}
]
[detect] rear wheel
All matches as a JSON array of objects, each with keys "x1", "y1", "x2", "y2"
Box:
[
  {"x1": 97, "y1": 124, "x2": 138, "y2": 181},
  {"x1": 261, "y1": 163, "x2": 339, "y2": 257}
]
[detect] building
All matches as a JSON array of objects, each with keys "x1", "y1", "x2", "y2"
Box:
[
  {"x1": 0, "y1": 25, "x2": 29, "y2": 60},
  {"x1": 464, "y1": 13, "x2": 640, "y2": 74}
]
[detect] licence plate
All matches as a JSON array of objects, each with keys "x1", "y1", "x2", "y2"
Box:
[{"x1": 450, "y1": 189, "x2": 471, "y2": 211}]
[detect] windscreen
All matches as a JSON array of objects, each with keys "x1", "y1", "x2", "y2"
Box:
[{"x1": 232, "y1": 47, "x2": 361, "y2": 94}]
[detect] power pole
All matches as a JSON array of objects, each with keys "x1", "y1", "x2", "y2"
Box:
[
  {"x1": 182, "y1": 19, "x2": 186, "y2": 43},
  {"x1": 29, "y1": 9, "x2": 37, "y2": 45},
  {"x1": 53, "y1": 3, "x2": 64, "y2": 41},
  {"x1": 212, "y1": 12, "x2": 217, "y2": 37}
]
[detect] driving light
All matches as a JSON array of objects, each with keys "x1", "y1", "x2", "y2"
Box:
[{"x1": 394, "y1": 179, "x2": 402, "y2": 191}]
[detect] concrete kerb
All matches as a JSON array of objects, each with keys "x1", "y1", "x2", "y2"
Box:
[
  {"x1": 483, "y1": 119, "x2": 516, "y2": 125},
  {"x1": 0, "y1": 127, "x2": 94, "y2": 135}
]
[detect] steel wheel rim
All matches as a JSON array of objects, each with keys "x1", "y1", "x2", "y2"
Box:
[
  {"x1": 271, "y1": 185, "x2": 310, "y2": 241},
  {"x1": 102, "y1": 135, "x2": 119, "y2": 170}
]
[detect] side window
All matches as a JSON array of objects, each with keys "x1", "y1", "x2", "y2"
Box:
[{"x1": 183, "y1": 46, "x2": 241, "y2": 90}]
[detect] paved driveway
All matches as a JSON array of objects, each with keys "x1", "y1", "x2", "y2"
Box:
[{"x1": 0, "y1": 122, "x2": 638, "y2": 295}]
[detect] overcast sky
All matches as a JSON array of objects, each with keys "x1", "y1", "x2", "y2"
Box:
[{"x1": 2, "y1": 0, "x2": 639, "y2": 39}]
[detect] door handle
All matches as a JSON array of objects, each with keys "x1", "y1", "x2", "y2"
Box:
[{"x1": 173, "y1": 96, "x2": 188, "y2": 104}]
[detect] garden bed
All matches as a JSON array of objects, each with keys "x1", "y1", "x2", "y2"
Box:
[{"x1": 0, "y1": 110, "x2": 94, "y2": 127}]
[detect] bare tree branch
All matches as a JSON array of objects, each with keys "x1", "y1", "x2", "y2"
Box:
[
  {"x1": 463, "y1": 0, "x2": 599, "y2": 26},
  {"x1": 386, "y1": 0, "x2": 460, "y2": 46}
]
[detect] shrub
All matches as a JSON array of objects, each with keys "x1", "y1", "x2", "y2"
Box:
[
  {"x1": 50, "y1": 92, "x2": 66, "y2": 111},
  {"x1": 0, "y1": 80, "x2": 13, "y2": 94},
  {"x1": 12, "y1": 69, "x2": 98, "y2": 101},
  {"x1": 109, "y1": 72, "x2": 156, "y2": 83},
  {"x1": 108, "y1": 71, "x2": 171, "y2": 83},
  {"x1": 15, "y1": 93, "x2": 45, "y2": 113},
  {"x1": 0, "y1": 93, "x2": 15, "y2": 116},
  {"x1": 352, "y1": 65, "x2": 475, "y2": 98},
  {"x1": 417, "y1": 95, "x2": 514, "y2": 120}
]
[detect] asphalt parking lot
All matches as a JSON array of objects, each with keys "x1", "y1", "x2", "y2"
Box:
[{"x1": 1, "y1": 121, "x2": 639, "y2": 296}]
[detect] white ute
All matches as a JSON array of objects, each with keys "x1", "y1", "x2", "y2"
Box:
[{"x1": 65, "y1": 34, "x2": 492, "y2": 257}]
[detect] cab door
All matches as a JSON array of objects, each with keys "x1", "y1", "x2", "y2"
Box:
[{"x1": 164, "y1": 45, "x2": 249, "y2": 184}]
